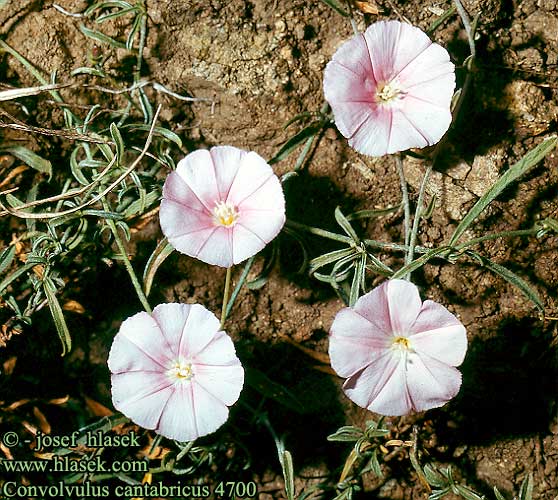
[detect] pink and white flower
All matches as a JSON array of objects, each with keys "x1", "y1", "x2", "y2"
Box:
[
  {"x1": 323, "y1": 20, "x2": 455, "y2": 157},
  {"x1": 108, "y1": 303, "x2": 244, "y2": 442},
  {"x1": 329, "y1": 279, "x2": 467, "y2": 416},
  {"x1": 160, "y1": 146, "x2": 286, "y2": 268}
]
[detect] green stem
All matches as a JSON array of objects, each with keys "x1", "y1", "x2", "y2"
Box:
[
  {"x1": 225, "y1": 256, "x2": 255, "y2": 318},
  {"x1": 103, "y1": 201, "x2": 152, "y2": 314},
  {"x1": 454, "y1": 228, "x2": 539, "y2": 251},
  {"x1": 220, "y1": 266, "x2": 233, "y2": 329},
  {"x1": 395, "y1": 154, "x2": 411, "y2": 252},
  {"x1": 364, "y1": 239, "x2": 430, "y2": 254},
  {"x1": 285, "y1": 219, "x2": 351, "y2": 243},
  {"x1": 405, "y1": 164, "x2": 433, "y2": 280}
]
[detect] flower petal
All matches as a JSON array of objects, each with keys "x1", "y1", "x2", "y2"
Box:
[
  {"x1": 189, "y1": 226, "x2": 232, "y2": 268},
  {"x1": 364, "y1": 21, "x2": 432, "y2": 84},
  {"x1": 156, "y1": 381, "x2": 229, "y2": 441},
  {"x1": 406, "y1": 351, "x2": 462, "y2": 411},
  {"x1": 111, "y1": 371, "x2": 173, "y2": 429},
  {"x1": 410, "y1": 300, "x2": 467, "y2": 366},
  {"x1": 397, "y1": 42, "x2": 454, "y2": 90},
  {"x1": 226, "y1": 152, "x2": 275, "y2": 206},
  {"x1": 329, "y1": 308, "x2": 391, "y2": 378},
  {"x1": 108, "y1": 312, "x2": 174, "y2": 372},
  {"x1": 159, "y1": 198, "x2": 213, "y2": 240},
  {"x1": 152, "y1": 303, "x2": 191, "y2": 350},
  {"x1": 230, "y1": 224, "x2": 266, "y2": 265},
  {"x1": 323, "y1": 33, "x2": 376, "y2": 105},
  {"x1": 195, "y1": 361, "x2": 244, "y2": 406},
  {"x1": 386, "y1": 279, "x2": 422, "y2": 334},
  {"x1": 347, "y1": 105, "x2": 393, "y2": 157},
  {"x1": 175, "y1": 150, "x2": 220, "y2": 211},
  {"x1": 178, "y1": 304, "x2": 221, "y2": 359},
  {"x1": 209, "y1": 146, "x2": 246, "y2": 200},
  {"x1": 343, "y1": 352, "x2": 413, "y2": 416},
  {"x1": 352, "y1": 281, "x2": 393, "y2": 334},
  {"x1": 236, "y1": 177, "x2": 285, "y2": 245}
]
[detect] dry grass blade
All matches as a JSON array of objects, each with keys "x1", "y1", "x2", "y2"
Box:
[
  {"x1": 0, "y1": 83, "x2": 70, "y2": 101},
  {"x1": 0, "y1": 104, "x2": 162, "y2": 220},
  {"x1": 0, "y1": 109, "x2": 112, "y2": 144}
]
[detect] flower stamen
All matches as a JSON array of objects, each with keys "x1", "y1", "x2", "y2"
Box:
[
  {"x1": 392, "y1": 336, "x2": 411, "y2": 351},
  {"x1": 376, "y1": 81, "x2": 402, "y2": 103},
  {"x1": 168, "y1": 361, "x2": 194, "y2": 382},
  {"x1": 212, "y1": 201, "x2": 239, "y2": 228}
]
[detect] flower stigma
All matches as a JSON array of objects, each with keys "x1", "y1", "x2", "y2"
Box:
[
  {"x1": 212, "y1": 200, "x2": 240, "y2": 228},
  {"x1": 168, "y1": 361, "x2": 194, "y2": 382},
  {"x1": 376, "y1": 81, "x2": 402, "y2": 103}
]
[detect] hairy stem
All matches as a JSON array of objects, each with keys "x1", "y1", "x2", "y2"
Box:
[
  {"x1": 103, "y1": 202, "x2": 152, "y2": 314},
  {"x1": 395, "y1": 154, "x2": 411, "y2": 253},
  {"x1": 220, "y1": 266, "x2": 233, "y2": 330}
]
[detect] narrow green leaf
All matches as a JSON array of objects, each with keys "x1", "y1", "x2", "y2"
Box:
[
  {"x1": 2, "y1": 146, "x2": 52, "y2": 178},
  {"x1": 70, "y1": 147, "x2": 90, "y2": 185},
  {"x1": 466, "y1": 250, "x2": 543, "y2": 312},
  {"x1": 125, "y1": 125, "x2": 182, "y2": 147},
  {"x1": 391, "y1": 247, "x2": 451, "y2": 279},
  {"x1": 449, "y1": 136, "x2": 557, "y2": 245},
  {"x1": 80, "y1": 24, "x2": 128, "y2": 49},
  {"x1": 125, "y1": 12, "x2": 142, "y2": 50},
  {"x1": 518, "y1": 473, "x2": 534, "y2": 500},
  {"x1": 335, "y1": 206, "x2": 360, "y2": 242},
  {"x1": 429, "y1": 489, "x2": 451, "y2": 500},
  {"x1": 493, "y1": 487, "x2": 507, "y2": 500},
  {"x1": 423, "y1": 464, "x2": 448, "y2": 488},
  {"x1": 309, "y1": 247, "x2": 355, "y2": 274},
  {"x1": 225, "y1": 256, "x2": 255, "y2": 318},
  {"x1": 326, "y1": 426, "x2": 363, "y2": 442},
  {"x1": 346, "y1": 205, "x2": 401, "y2": 221},
  {"x1": 319, "y1": 0, "x2": 350, "y2": 16},
  {"x1": 123, "y1": 190, "x2": 159, "y2": 218},
  {"x1": 245, "y1": 367, "x2": 305, "y2": 413},
  {"x1": 138, "y1": 86, "x2": 153, "y2": 124},
  {"x1": 362, "y1": 449, "x2": 383, "y2": 478},
  {"x1": 349, "y1": 257, "x2": 363, "y2": 307},
  {"x1": 43, "y1": 278, "x2": 72, "y2": 356},
  {"x1": 247, "y1": 241, "x2": 279, "y2": 290},
  {"x1": 269, "y1": 121, "x2": 324, "y2": 165},
  {"x1": 280, "y1": 450, "x2": 295, "y2": 500},
  {"x1": 97, "y1": 5, "x2": 136, "y2": 23},
  {"x1": 143, "y1": 237, "x2": 174, "y2": 296},
  {"x1": 71, "y1": 67, "x2": 106, "y2": 77},
  {"x1": 5, "y1": 193, "x2": 23, "y2": 208},
  {"x1": 0, "y1": 245, "x2": 16, "y2": 276},
  {"x1": 427, "y1": 5, "x2": 456, "y2": 34},
  {"x1": 454, "y1": 484, "x2": 484, "y2": 500},
  {"x1": 83, "y1": 0, "x2": 133, "y2": 16},
  {"x1": 283, "y1": 111, "x2": 313, "y2": 129},
  {"x1": 110, "y1": 122, "x2": 125, "y2": 163}
]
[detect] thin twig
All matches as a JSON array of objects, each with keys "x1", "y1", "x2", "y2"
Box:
[
  {"x1": 0, "y1": 156, "x2": 117, "y2": 217},
  {"x1": 0, "y1": 105, "x2": 162, "y2": 219}
]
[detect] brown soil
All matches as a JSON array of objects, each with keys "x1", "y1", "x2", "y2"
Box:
[{"x1": 0, "y1": 0, "x2": 557, "y2": 499}]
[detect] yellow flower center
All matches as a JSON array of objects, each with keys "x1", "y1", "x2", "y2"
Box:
[
  {"x1": 376, "y1": 81, "x2": 402, "y2": 103},
  {"x1": 212, "y1": 201, "x2": 239, "y2": 228},
  {"x1": 168, "y1": 361, "x2": 194, "y2": 382},
  {"x1": 392, "y1": 336, "x2": 411, "y2": 351}
]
